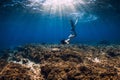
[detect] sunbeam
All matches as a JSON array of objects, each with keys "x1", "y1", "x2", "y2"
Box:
[
  {"x1": 42, "y1": 0, "x2": 85, "y2": 15},
  {"x1": 25, "y1": 0, "x2": 98, "y2": 22},
  {"x1": 27, "y1": 0, "x2": 85, "y2": 15}
]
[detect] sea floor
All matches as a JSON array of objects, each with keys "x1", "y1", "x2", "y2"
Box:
[{"x1": 0, "y1": 44, "x2": 120, "y2": 80}]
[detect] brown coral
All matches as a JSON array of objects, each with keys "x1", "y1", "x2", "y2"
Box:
[{"x1": 0, "y1": 44, "x2": 120, "y2": 80}]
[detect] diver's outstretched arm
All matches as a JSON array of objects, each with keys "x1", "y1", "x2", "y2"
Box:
[{"x1": 74, "y1": 17, "x2": 79, "y2": 26}]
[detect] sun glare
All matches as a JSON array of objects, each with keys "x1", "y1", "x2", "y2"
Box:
[
  {"x1": 26, "y1": 0, "x2": 98, "y2": 22},
  {"x1": 42, "y1": 0, "x2": 85, "y2": 14},
  {"x1": 28, "y1": 0, "x2": 85, "y2": 15}
]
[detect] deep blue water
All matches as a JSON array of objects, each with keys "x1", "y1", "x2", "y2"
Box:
[{"x1": 0, "y1": 0, "x2": 120, "y2": 49}]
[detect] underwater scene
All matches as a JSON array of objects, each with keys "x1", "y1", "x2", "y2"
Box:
[{"x1": 0, "y1": 0, "x2": 120, "y2": 79}]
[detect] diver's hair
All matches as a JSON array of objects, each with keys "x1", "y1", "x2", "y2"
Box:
[{"x1": 61, "y1": 40, "x2": 67, "y2": 44}]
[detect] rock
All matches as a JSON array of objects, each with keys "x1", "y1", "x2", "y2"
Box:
[
  {"x1": 51, "y1": 48, "x2": 61, "y2": 52},
  {"x1": 22, "y1": 59, "x2": 28, "y2": 64},
  {"x1": 0, "y1": 62, "x2": 31, "y2": 80},
  {"x1": 92, "y1": 57, "x2": 101, "y2": 63},
  {"x1": 0, "y1": 44, "x2": 120, "y2": 80}
]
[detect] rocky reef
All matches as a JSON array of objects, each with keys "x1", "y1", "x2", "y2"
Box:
[{"x1": 0, "y1": 44, "x2": 120, "y2": 80}]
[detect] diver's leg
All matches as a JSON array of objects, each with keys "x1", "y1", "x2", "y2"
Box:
[{"x1": 69, "y1": 30, "x2": 77, "y2": 39}]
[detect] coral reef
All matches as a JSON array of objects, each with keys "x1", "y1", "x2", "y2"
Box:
[{"x1": 0, "y1": 44, "x2": 120, "y2": 80}]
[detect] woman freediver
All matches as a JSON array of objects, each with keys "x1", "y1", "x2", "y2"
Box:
[{"x1": 61, "y1": 18, "x2": 78, "y2": 44}]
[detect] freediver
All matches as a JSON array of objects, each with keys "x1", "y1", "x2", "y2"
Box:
[{"x1": 61, "y1": 18, "x2": 78, "y2": 44}]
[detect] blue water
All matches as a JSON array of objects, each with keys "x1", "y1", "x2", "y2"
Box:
[{"x1": 0, "y1": 0, "x2": 120, "y2": 49}]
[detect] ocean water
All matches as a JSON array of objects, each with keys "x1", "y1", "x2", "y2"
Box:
[
  {"x1": 0, "y1": 0, "x2": 120, "y2": 49},
  {"x1": 0, "y1": 1, "x2": 120, "y2": 79}
]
